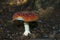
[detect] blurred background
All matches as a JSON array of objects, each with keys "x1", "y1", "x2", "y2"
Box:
[{"x1": 0, "y1": 0, "x2": 60, "y2": 40}]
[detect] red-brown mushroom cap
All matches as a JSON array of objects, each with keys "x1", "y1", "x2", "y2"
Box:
[{"x1": 12, "y1": 11, "x2": 39, "y2": 22}]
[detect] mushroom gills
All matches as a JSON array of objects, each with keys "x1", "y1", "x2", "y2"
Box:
[{"x1": 16, "y1": 17, "x2": 24, "y2": 20}]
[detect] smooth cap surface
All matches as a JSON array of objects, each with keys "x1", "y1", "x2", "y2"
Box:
[{"x1": 12, "y1": 11, "x2": 39, "y2": 22}]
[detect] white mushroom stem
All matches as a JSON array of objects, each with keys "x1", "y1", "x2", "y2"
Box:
[
  {"x1": 16, "y1": 18, "x2": 31, "y2": 36},
  {"x1": 23, "y1": 22, "x2": 31, "y2": 36}
]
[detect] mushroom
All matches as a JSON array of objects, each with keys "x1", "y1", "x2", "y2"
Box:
[{"x1": 12, "y1": 11, "x2": 39, "y2": 36}]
